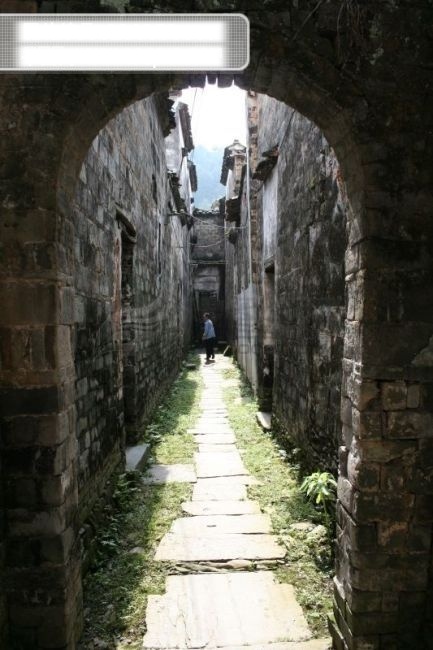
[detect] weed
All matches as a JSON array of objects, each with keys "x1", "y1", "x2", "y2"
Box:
[{"x1": 300, "y1": 471, "x2": 337, "y2": 515}]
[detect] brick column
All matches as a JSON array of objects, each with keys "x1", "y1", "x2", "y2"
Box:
[
  {"x1": 0, "y1": 77, "x2": 83, "y2": 647},
  {"x1": 0, "y1": 277, "x2": 83, "y2": 649},
  {"x1": 330, "y1": 160, "x2": 433, "y2": 648}
]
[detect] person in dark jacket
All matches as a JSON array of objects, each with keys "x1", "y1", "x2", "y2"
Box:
[{"x1": 202, "y1": 313, "x2": 216, "y2": 362}]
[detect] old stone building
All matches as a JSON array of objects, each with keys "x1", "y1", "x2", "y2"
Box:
[
  {"x1": 1, "y1": 1, "x2": 433, "y2": 649},
  {"x1": 223, "y1": 93, "x2": 347, "y2": 473},
  {"x1": 73, "y1": 95, "x2": 196, "y2": 559},
  {"x1": 0, "y1": 84, "x2": 196, "y2": 647},
  {"x1": 191, "y1": 208, "x2": 226, "y2": 343}
]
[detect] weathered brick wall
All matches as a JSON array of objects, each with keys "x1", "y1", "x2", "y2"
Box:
[
  {"x1": 165, "y1": 100, "x2": 194, "y2": 355},
  {"x1": 191, "y1": 210, "x2": 225, "y2": 262},
  {"x1": 191, "y1": 210, "x2": 226, "y2": 341},
  {"x1": 260, "y1": 98, "x2": 347, "y2": 473},
  {"x1": 225, "y1": 94, "x2": 346, "y2": 472},
  {"x1": 72, "y1": 95, "x2": 192, "y2": 524},
  {"x1": 224, "y1": 228, "x2": 237, "y2": 349},
  {"x1": 224, "y1": 155, "x2": 259, "y2": 388}
]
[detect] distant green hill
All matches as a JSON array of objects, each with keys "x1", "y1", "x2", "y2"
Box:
[{"x1": 191, "y1": 146, "x2": 225, "y2": 210}]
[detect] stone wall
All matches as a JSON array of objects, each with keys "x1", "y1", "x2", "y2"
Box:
[
  {"x1": 165, "y1": 100, "x2": 195, "y2": 355},
  {"x1": 223, "y1": 137, "x2": 259, "y2": 388},
  {"x1": 224, "y1": 93, "x2": 347, "y2": 468},
  {"x1": 73, "y1": 95, "x2": 192, "y2": 525},
  {"x1": 191, "y1": 209, "x2": 226, "y2": 342},
  {"x1": 265, "y1": 98, "x2": 347, "y2": 473}
]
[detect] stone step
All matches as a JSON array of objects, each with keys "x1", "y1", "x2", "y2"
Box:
[
  {"x1": 182, "y1": 500, "x2": 261, "y2": 516},
  {"x1": 125, "y1": 443, "x2": 150, "y2": 471},
  {"x1": 154, "y1": 533, "x2": 286, "y2": 562},
  {"x1": 257, "y1": 411, "x2": 272, "y2": 431},
  {"x1": 194, "y1": 433, "x2": 236, "y2": 444},
  {"x1": 142, "y1": 572, "x2": 310, "y2": 648},
  {"x1": 142, "y1": 464, "x2": 196, "y2": 484},
  {"x1": 195, "y1": 451, "x2": 248, "y2": 478},
  {"x1": 170, "y1": 513, "x2": 272, "y2": 535},
  {"x1": 190, "y1": 428, "x2": 235, "y2": 436},
  {"x1": 192, "y1": 482, "x2": 247, "y2": 501},
  {"x1": 220, "y1": 642, "x2": 330, "y2": 650},
  {"x1": 198, "y1": 443, "x2": 238, "y2": 453}
]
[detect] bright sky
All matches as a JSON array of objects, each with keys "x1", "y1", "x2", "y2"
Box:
[{"x1": 180, "y1": 82, "x2": 247, "y2": 150}]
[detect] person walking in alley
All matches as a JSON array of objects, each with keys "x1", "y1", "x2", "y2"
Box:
[{"x1": 202, "y1": 313, "x2": 216, "y2": 363}]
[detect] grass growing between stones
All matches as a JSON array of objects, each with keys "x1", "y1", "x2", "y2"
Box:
[
  {"x1": 221, "y1": 360, "x2": 333, "y2": 638},
  {"x1": 143, "y1": 371, "x2": 202, "y2": 464},
  {"x1": 79, "y1": 357, "x2": 202, "y2": 650}
]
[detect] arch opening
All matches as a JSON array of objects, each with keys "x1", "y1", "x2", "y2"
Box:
[{"x1": 57, "y1": 74, "x2": 358, "y2": 648}]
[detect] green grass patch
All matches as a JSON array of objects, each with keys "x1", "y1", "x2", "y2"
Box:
[
  {"x1": 221, "y1": 361, "x2": 333, "y2": 638},
  {"x1": 79, "y1": 356, "x2": 202, "y2": 649},
  {"x1": 143, "y1": 359, "x2": 202, "y2": 464}
]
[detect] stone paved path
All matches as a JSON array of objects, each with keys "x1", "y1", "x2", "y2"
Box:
[{"x1": 142, "y1": 356, "x2": 330, "y2": 649}]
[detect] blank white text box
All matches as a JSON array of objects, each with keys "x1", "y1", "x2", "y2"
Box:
[{"x1": 0, "y1": 14, "x2": 249, "y2": 71}]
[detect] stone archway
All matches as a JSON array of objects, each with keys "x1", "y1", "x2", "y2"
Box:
[{"x1": 1, "y1": 3, "x2": 433, "y2": 648}]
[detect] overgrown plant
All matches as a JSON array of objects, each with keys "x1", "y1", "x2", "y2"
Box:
[
  {"x1": 300, "y1": 471, "x2": 337, "y2": 526},
  {"x1": 93, "y1": 471, "x2": 140, "y2": 567}
]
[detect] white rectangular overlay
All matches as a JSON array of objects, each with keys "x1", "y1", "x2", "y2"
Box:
[{"x1": 0, "y1": 14, "x2": 249, "y2": 71}]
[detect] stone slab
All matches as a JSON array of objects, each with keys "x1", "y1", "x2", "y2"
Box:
[
  {"x1": 142, "y1": 464, "x2": 196, "y2": 484},
  {"x1": 191, "y1": 432, "x2": 236, "y2": 441},
  {"x1": 182, "y1": 500, "x2": 261, "y2": 516},
  {"x1": 188, "y1": 429, "x2": 235, "y2": 438},
  {"x1": 200, "y1": 394, "x2": 225, "y2": 398},
  {"x1": 200, "y1": 412, "x2": 228, "y2": 418},
  {"x1": 154, "y1": 532, "x2": 285, "y2": 561},
  {"x1": 195, "y1": 421, "x2": 231, "y2": 429},
  {"x1": 171, "y1": 514, "x2": 272, "y2": 535},
  {"x1": 125, "y1": 443, "x2": 150, "y2": 471},
  {"x1": 142, "y1": 572, "x2": 309, "y2": 648},
  {"x1": 196, "y1": 475, "x2": 258, "y2": 489},
  {"x1": 192, "y1": 482, "x2": 247, "y2": 501},
  {"x1": 190, "y1": 422, "x2": 230, "y2": 427},
  {"x1": 198, "y1": 444, "x2": 238, "y2": 453},
  {"x1": 257, "y1": 411, "x2": 272, "y2": 431},
  {"x1": 221, "y1": 642, "x2": 330, "y2": 650},
  {"x1": 195, "y1": 452, "x2": 248, "y2": 478},
  {"x1": 199, "y1": 403, "x2": 227, "y2": 408}
]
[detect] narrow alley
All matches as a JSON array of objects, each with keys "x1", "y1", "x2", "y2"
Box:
[
  {"x1": 81, "y1": 354, "x2": 332, "y2": 649},
  {"x1": 2, "y1": 4, "x2": 433, "y2": 649}
]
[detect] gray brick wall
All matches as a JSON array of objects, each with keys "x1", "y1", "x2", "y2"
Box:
[{"x1": 72, "y1": 95, "x2": 192, "y2": 525}]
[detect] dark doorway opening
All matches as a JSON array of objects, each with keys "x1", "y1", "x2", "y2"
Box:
[
  {"x1": 116, "y1": 210, "x2": 137, "y2": 428},
  {"x1": 261, "y1": 262, "x2": 275, "y2": 412}
]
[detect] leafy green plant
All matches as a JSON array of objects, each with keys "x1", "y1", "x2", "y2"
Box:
[{"x1": 300, "y1": 471, "x2": 337, "y2": 514}]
